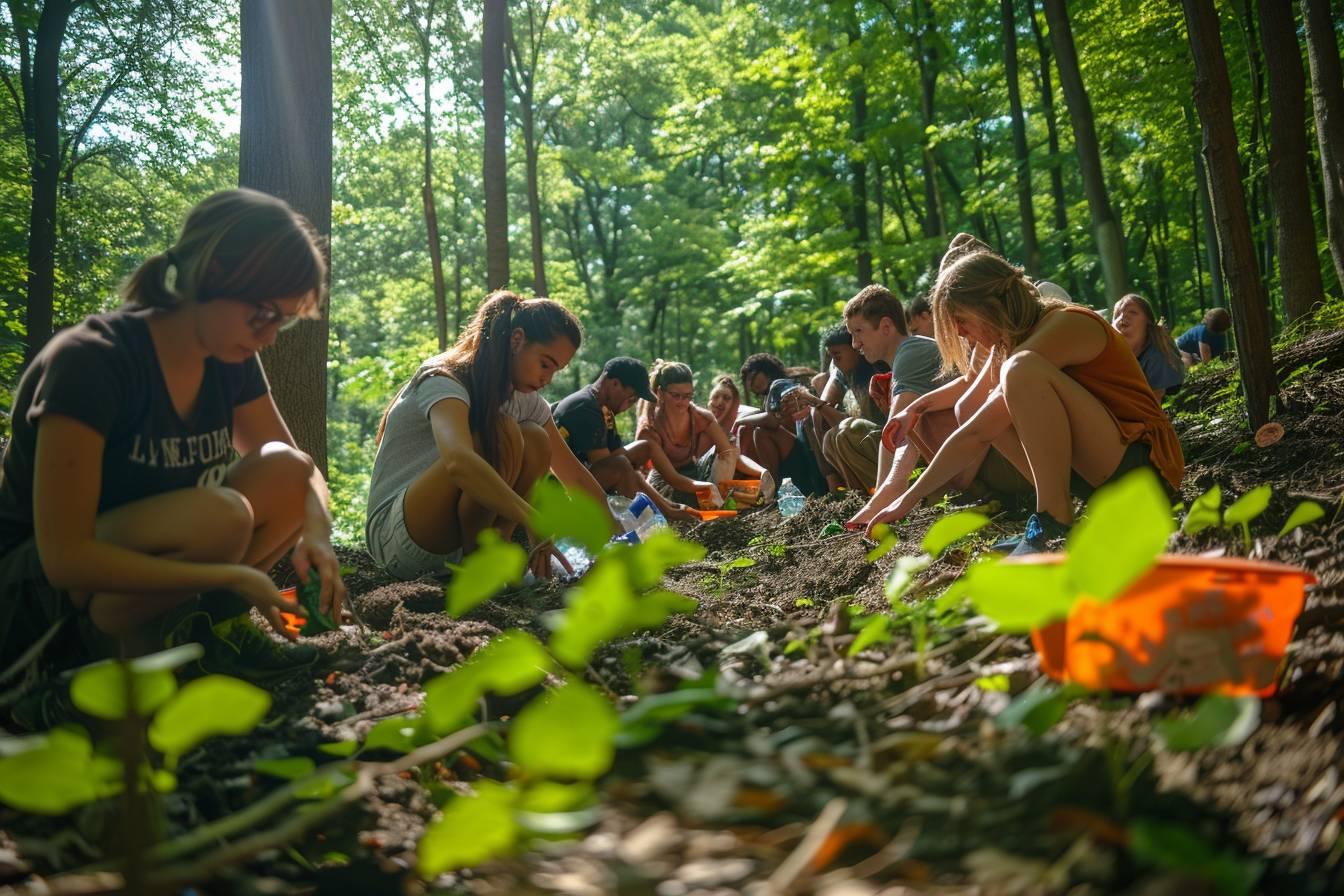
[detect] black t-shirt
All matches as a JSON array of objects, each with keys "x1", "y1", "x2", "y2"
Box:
[
  {"x1": 0, "y1": 309, "x2": 269, "y2": 554},
  {"x1": 551, "y1": 385, "x2": 620, "y2": 463}
]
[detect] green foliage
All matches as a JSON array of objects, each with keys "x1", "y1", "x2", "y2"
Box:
[
  {"x1": 1181, "y1": 484, "x2": 1323, "y2": 549},
  {"x1": 1183, "y1": 485, "x2": 1223, "y2": 535},
  {"x1": 1128, "y1": 820, "x2": 1263, "y2": 895},
  {"x1": 149, "y1": 676, "x2": 272, "y2": 769},
  {"x1": 1154, "y1": 695, "x2": 1260, "y2": 752},
  {"x1": 1224, "y1": 485, "x2": 1272, "y2": 548},
  {"x1": 445, "y1": 530, "x2": 529, "y2": 617},
  {"x1": 1279, "y1": 501, "x2": 1326, "y2": 536},
  {"x1": 417, "y1": 780, "x2": 519, "y2": 876},
  {"x1": 422, "y1": 630, "x2": 555, "y2": 734},
  {"x1": 0, "y1": 728, "x2": 117, "y2": 815},
  {"x1": 921, "y1": 511, "x2": 990, "y2": 558},
  {"x1": 529, "y1": 477, "x2": 612, "y2": 556},
  {"x1": 296, "y1": 573, "x2": 339, "y2": 635},
  {"x1": 996, "y1": 684, "x2": 1085, "y2": 736},
  {"x1": 510, "y1": 680, "x2": 619, "y2": 780}
]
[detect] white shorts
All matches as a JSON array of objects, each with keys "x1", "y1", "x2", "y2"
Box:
[{"x1": 366, "y1": 489, "x2": 463, "y2": 581}]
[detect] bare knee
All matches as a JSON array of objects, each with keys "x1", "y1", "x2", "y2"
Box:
[
  {"x1": 494, "y1": 417, "x2": 525, "y2": 480},
  {"x1": 518, "y1": 421, "x2": 550, "y2": 471},
  {"x1": 188, "y1": 487, "x2": 255, "y2": 563},
  {"x1": 999, "y1": 350, "x2": 1052, "y2": 398}
]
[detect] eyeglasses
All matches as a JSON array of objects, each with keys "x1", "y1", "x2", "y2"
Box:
[
  {"x1": 663, "y1": 389, "x2": 694, "y2": 402},
  {"x1": 246, "y1": 301, "x2": 303, "y2": 333}
]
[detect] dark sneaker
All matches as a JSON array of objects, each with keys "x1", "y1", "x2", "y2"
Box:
[
  {"x1": 1007, "y1": 511, "x2": 1072, "y2": 557},
  {"x1": 200, "y1": 615, "x2": 318, "y2": 682}
]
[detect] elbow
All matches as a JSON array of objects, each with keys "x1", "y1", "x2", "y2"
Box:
[
  {"x1": 437, "y1": 448, "x2": 476, "y2": 483},
  {"x1": 37, "y1": 540, "x2": 86, "y2": 592}
]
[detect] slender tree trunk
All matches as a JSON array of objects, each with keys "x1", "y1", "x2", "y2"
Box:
[
  {"x1": 911, "y1": 0, "x2": 944, "y2": 241},
  {"x1": 1259, "y1": 0, "x2": 1325, "y2": 322},
  {"x1": 1001, "y1": 0, "x2": 1040, "y2": 275},
  {"x1": 1027, "y1": 0, "x2": 1075, "y2": 294},
  {"x1": 240, "y1": 0, "x2": 333, "y2": 475},
  {"x1": 21, "y1": 1, "x2": 78, "y2": 365},
  {"x1": 1301, "y1": 0, "x2": 1344, "y2": 291},
  {"x1": 423, "y1": 54, "x2": 448, "y2": 350},
  {"x1": 522, "y1": 100, "x2": 547, "y2": 296},
  {"x1": 846, "y1": 14, "x2": 872, "y2": 285},
  {"x1": 482, "y1": 0, "x2": 509, "y2": 289},
  {"x1": 1186, "y1": 103, "x2": 1226, "y2": 307},
  {"x1": 1191, "y1": 189, "x2": 1207, "y2": 313},
  {"x1": 1182, "y1": 0, "x2": 1277, "y2": 429},
  {"x1": 1042, "y1": 0, "x2": 1126, "y2": 301}
]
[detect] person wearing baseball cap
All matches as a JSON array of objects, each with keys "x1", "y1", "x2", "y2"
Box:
[{"x1": 552, "y1": 357, "x2": 695, "y2": 521}]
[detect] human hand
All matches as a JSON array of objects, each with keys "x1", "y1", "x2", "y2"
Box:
[
  {"x1": 865, "y1": 494, "x2": 917, "y2": 539},
  {"x1": 529, "y1": 538, "x2": 571, "y2": 579},
  {"x1": 231, "y1": 566, "x2": 304, "y2": 641},
  {"x1": 666, "y1": 503, "x2": 700, "y2": 523},
  {"x1": 292, "y1": 531, "x2": 348, "y2": 620}
]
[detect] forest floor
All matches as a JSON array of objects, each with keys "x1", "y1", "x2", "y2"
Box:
[{"x1": 4, "y1": 329, "x2": 1344, "y2": 895}]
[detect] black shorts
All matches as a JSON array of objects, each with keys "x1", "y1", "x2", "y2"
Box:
[{"x1": 1069, "y1": 440, "x2": 1172, "y2": 501}]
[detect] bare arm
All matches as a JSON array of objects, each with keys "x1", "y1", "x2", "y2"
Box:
[
  {"x1": 427, "y1": 398, "x2": 535, "y2": 527},
  {"x1": 546, "y1": 417, "x2": 620, "y2": 532}
]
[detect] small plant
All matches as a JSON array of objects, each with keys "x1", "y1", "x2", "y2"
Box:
[{"x1": 1182, "y1": 482, "x2": 1325, "y2": 551}]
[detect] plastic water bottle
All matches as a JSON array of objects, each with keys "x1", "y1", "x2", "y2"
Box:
[
  {"x1": 554, "y1": 538, "x2": 593, "y2": 577},
  {"x1": 628, "y1": 492, "x2": 667, "y2": 542},
  {"x1": 777, "y1": 477, "x2": 805, "y2": 518},
  {"x1": 607, "y1": 494, "x2": 640, "y2": 534}
]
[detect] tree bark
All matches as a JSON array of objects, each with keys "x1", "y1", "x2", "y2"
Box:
[
  {"x1": 423, "y1": 47, "x2": 448, "y2": 350},
  {"x1": 1182, "y1": 0, "x2": 1277, "y2": 429},
  {"x1": 1301, "y1": 0, "x2": 1344, "y2": 291},
  {"x1": 1001, "y1": 0, "x2": 1041, "y2": 275},
  {"x1": 846, "y1": 12, "x2": 872, "y2": 285},
  {"x1": 482, "y1": 0, "x2": 509, "y2": 289},
  {"x1": 911, "y1": 0, "x2": 945, "y2": 242},
  {"x1": 1258, "y1": 0, "x2": 1325, "y2": 322},
  {"x1": 1027, "y1": 0, "x2": 1075, "y2": 294},
  {"x1": 1042, "y1": 0, "x2": 1127, "y2": 301},
  {"x1": 240, "y1": 0, "x2": 333, "y2": 476},
  {"x1": 505, "y1": 2, "x2": 552, "y2": 297},
  {"x1": 1185, "y1": 103, "x2": 1226, "y2": 307},
  {"x1": 20, "y1": 1, "x2": 79, "y2": 365}
]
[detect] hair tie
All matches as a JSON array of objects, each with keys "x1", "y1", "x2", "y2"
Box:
[{"x1": 163, "y1": 249, "x2": 179, "y2": 294}]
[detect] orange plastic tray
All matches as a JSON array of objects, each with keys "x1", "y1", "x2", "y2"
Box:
[{"x1": 1013, "y1": 554, "x2": 1316, "y2": 696}]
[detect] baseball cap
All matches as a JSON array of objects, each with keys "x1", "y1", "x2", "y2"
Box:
[{"x1": 601, "y1": 357, "x2": 656, "y2": 402}]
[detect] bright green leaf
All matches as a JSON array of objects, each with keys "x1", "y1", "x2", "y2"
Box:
[
  {"x1": 975, "y1": 674, "x2": 1011, "y2": 692},
  {"x1": 0, "y1": 728, "x2": 98, "y2": 814},
  {"x1": 847, "y1": 614, "x2": 892, "y2": 656},
  {"x1": 1278, "y1": 500, "x2": 1325, "y2": 537},
  {"x1": 517, "y1": 781, "x2": 594, "y2": 813},
  {"x1": 445, "y1": 530, "x2": 527, "y2": 617},
  {"x1": 1224, "y1": 485, "x2": 1272, "y2": 528},
  {"x1": 1155, "y1": 695, "x2": 1260, "y2": 752},
  {"x1": 149, "y1": 676, "x2": 271, "y2": 762},
  {"x1": 884, "y1": 554, "x2": 930, "y2": 606},
  {"x1": 254, "y1": 756, "x2": 316, "y2": 780},
  {"x1": 417, "y1": 780, "x2": 519, "y2": 875},
  {"x1": 626, "y1": 528, "x2": 705, "y2": 590},
  {"x1": 70, "y1": 661, "x2": 177, "y2": 721},
  {"x1": 996, "y1": 685, "x2": 1077, "y2": 735},
  {"x1": 363, "y1": 715, "x2": 426, "y2": 754},
  {"x1": 468, "y1": 630, "x2": 555, "y2": 695},
  {"x1": 1183, "y1": 485, "x2": 1222, "y2": 535},
  {"x1": 921, "y1": 511, "x2": 990, "y2": 557},
  {"x1": 1067, "y1": 468, "x2": 1172, "y2": 602},
  {"x1": 319, "y1": 740, "x2": 360, "y2": 757},
  {"x1": 722, "y1": 556, "x2": 756, "y2": 570},
  {"x1": 548, "y1": 560, "x2": 634, "y2": 669},
  {"x1": 511, "y1": 680, "x2": 618, "y2": 780},
  {"x1": 865, "y1": 523, "x2": 899, "y2": 562},
  {"x1": 967, "y1": 561, "x2": 1072, "y2": 631},
  {"x1": 530, "y1": 477, "x2": 611, "y2": 555}
]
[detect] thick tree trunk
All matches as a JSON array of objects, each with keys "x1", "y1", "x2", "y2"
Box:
[
  {"x1": 240, "y1": 0, "x2": 333, "y2": 476},
  {"x1": 1182, "y1": 0, "x2": 1277, "y2": 430},
  {"x1": 1259, "y1": 0, "x2": 1325, "y2": 322},
  {"x1": 1042, "y1": 0, "x2": 1127, "y2": 301},
  {"x1": 1301, "y1": 0, "x2": 1344, "y2": 291},
  {"x1": 482, "y1": 0, "x2": 509, "y2": 290},
  {"x1": 21, "y1": 1, "x2": 77, "y2": 366},
  {"x1": 1001, "y1": 0, "x2": 1040, "y2": 275}
]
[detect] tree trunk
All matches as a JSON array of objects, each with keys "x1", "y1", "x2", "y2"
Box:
[
  {"x1": 846, "y1": 13, "x2": 872, "y2": 286},
  {"x1": 1027, "y1": 0, "x2": 1075, "y2": 295},
  {"x1": 912, "y1": 0, "x2": 945, "y2": 241},
  {"x1": 1182, "y1": 0, "x2": 1277, "y2": 429},
  {"x1": 505, "y1": 5, "x2": 550, "y2": 297},
  {"x1": 482, "y1": 0, "x2": 509, "y2": 290},
  {"x1": 423, "y1": 55, "x2": 448, "y2": 350},
  {"x1": 1301, "y1": 0, "x2": 1344, "y2": 291},
  {"x1": 1042, "y1": 0, "x2": 1127, "y2": 301},
  {"x1": 1186, "y1": 103, "x2": 1226, "y2": 307},
  {"x1": 240, "y1": 0, "x2": 333, "y2": 476},
  {"x1": 21, "y1": 1, "x2": 78, "y2": 366},
  {"x1": 1001, "y1": 0, "x2": 1041, "y2": 275},
  {"x1": 1259, "y1": 0, "x2": 1325, "y2": 322}
]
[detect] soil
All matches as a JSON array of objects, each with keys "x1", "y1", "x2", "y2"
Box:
[{"x1": 4, "y1": 330, "x2": 1344, "y2": 895}]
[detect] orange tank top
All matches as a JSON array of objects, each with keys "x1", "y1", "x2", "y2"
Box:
[{"x1": 1058, "y1": 306, "x2": 1184, "y2": 493}]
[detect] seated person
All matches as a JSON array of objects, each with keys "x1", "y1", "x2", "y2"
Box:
[
  {"x1": 811, "y1": 324, "x2": 888, "y2": 490},
  {"x1": 637, "y1": 361, "x2": 766, "y2": 506},
  {"x1": 866, "y1": 248, "x2": 1184, "y2": 554},
  {"x1": 1176, "y1": 307, "x2": 1232, "y2": 367},
  {"x1": 707, "y1": 375, "x2": 755, "y2": 433},
  {"x1": 552, "y1": 357, "x2": 695, "y2": 521},
  {"x1": 366, "y1": 292, "x2": 618, "y2": 582},
  {"x1": 0, "y1": 189, "x2": 348, "y2": 730},
  {"x1": 1112, "y1": 294, "x2": 1184, "y2": 400},
  {"x1": 738, "y1": 379, "x2": 830, "y2": 497},
  {"x1": 906, "y1": 293, "x2": 935, "y2": 338},
  {"x1": 738, "y1": 352, "x2": 821, "y2": 487}
]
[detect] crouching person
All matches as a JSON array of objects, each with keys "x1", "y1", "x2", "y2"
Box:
[{"x1": 0, "y1": 189, "x2": 348, "y2": 730}]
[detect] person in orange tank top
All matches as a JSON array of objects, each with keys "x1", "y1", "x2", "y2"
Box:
[{"x1": 866, "y1": 247, "x2": 1184, "y2": 554}]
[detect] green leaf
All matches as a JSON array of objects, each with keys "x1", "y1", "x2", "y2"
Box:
[
  {"x1": 996, "y1": 685, "x2": 1078, "y2": 735},
  {"x1": 1154, "y1": 695, "x2": 1260, "y2": 752},
  {"x1": 722, "y1": 556, "x2": 756, "y2": 570},
  {"x1": 517, "y1": 781, "x2": 594, "y2": 813},
  {"x1": 364, "y1": 715, "x2": 429, "y2": 754},
  {"x1": 71, "y1": 660, "x2": 177, "y2": 721},
  {"x1": 548, "y1": 560, "x2": 634, "y2": 669},
  {"x1": 296, "y1": 573, "x2": 338, "y2": 635},
  {"x1": 847, "y1": 614, "x2": 892, "y2": 656},
  {"x1": 1066, "y1": 468, "x2": 1172, "y2": 602},
  {"x1": 975, "y1": 674, "x2": 1011, "y2": 692},
  {"x1": 884, "y1": 554, "x2": 930, "y2": 606},
  {"x1": 967, "y1": 561, "x2": 1073, "y2": 631},
  {"x1": 1129, "y1": 819, "x2": 1263, "y2": 895},
  {"x1": 149, "y1": 676, "x2": 271, "y2": 762},
  {"x1": 529, "y1": 477, "x2": 611, "y2": 555},
  {"x1": 626, "y1": 528, "x2": 706, "y2": 589},
  {"x1": 511, "y1": 680, "x2": 619, "y2": 780},
  {"x1": 1278, "y1": 500, "x2": 1325, "y2": 536},
  {"x1": 319, "y1": 740, "x2": 360, "y2": 757},
  {"x1": 865, "y1": 523, "x2": 899, "y2": 562},
  {"x1": 0, "y1": 728, "x2": 98, "y2": 814},
  {"x1": 1183, "y1": 484, "x2": 1222, "y2": 535},
  {"x1": 468, "y1": 630, "x2": 555, "y2": 695},
  {"x1": 1224, "y1": 484, "x2": 1272, "y2": 528},
  {"x1": 254, "y1": 756, "x2": 317, "y2": 780},
  {"x1": 417, "y1": 780, "x2": 519, "y2": 876},
  {"x1": 921, "y1": 511, "x2": 990, "y2": 557},
  {"x1": 445, "y1": 530, "x2": 527, "y2": 617}
]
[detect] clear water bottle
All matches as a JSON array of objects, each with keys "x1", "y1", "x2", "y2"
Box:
[
  {"x1": 554, "y1": 538, "x2": 593, "y2": 577},
  {"x1": 777, "y1": 477, "x2": 805, "y2": 518},
  {"x1": 607, "y1": 494, "x2": 639, "y2": 533},
  {"x1": 628, "y1": 492, "x2": 667, "y2": 542}
]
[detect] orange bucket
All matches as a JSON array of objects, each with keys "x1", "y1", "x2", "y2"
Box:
[
  {"x1": 718, "y1": 480, "x2": 762, "y2": 507},
  {"x1": 1014, "y1": 554, "x2": 1316, "y2": 696}
]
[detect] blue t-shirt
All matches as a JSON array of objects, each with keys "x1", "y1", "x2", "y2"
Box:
[
  {"x1": 1176, "y1": 323, "x2": 1227, "y2": 359},
  {"x1": 1136, "y1": 339, "x2": 1185, "y2": 393}
]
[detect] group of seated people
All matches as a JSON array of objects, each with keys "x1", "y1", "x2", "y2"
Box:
[{"x1": 0, "y1": 188, "x2": 1214, "y2": 730}]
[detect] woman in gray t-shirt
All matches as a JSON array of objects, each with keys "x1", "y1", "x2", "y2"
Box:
[{"x1": 367, "y1": 291, "x2": 616, "y2": 581}]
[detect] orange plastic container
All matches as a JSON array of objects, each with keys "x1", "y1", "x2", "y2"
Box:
[
  {"x1": 1013, "y1": 554, "x2": 1317, "y2": 696},
  {"x1": 718, "y1": 479, "x2": 762, "y2": 507}
]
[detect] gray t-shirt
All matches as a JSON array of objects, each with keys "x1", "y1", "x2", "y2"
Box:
[
  {"x1": 889, "y1": 335, "x2": 941, "y2": 398},
  {"x1": 365, "y1": 371, "x2": 551, "y2": 533}
]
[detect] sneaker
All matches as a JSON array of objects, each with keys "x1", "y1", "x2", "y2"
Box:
[
  {"x1": 1007, "y1": 511, "x2": 1072, "y2": 557},
  {"x1": 199, "y1": 615, "x2": 319, "y2": 682}
]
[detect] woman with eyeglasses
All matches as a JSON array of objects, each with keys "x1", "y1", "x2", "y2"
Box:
[
  {"x1": 635, "y1": 360, "x2": 765, "y2": 506},
  {"x1": 0, "y1": 189, "x2": 347, "y2": 729}
]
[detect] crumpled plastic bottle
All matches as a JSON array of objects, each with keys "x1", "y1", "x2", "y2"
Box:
[{"x1": 777, "y1": 477, "x2": 805, "y2": 518}]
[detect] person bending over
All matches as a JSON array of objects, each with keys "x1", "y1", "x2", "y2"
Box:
[
  {"x1": 865, "y1": 250, "x2": 1184, "y2": 554},
  {"x1": 367, "y1": 292, "x2": 617, "y2": 582},
  {"x1": 0, "y1": 189, "x2": 348, "y2": 730},
  {"x1": 1176, "y1": 307, "x2": 1232, "y2": 368},
  {"x1": 637, "y1": 361, "x2": 766, "y2": 506},
  {"x1": 810, "y1": 323, "x2": 889, "y2": 490},
  {"x1": 552, "y1": 357, "x2": 696, "y2": 521},
  {"x1": 1112, "y1": 294, "x2": 1184, "y2": 401}
]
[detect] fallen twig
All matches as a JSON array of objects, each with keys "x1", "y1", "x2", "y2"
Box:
[{"x1": 765, "y1": 796, "x2": 847, "y2": 894}]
